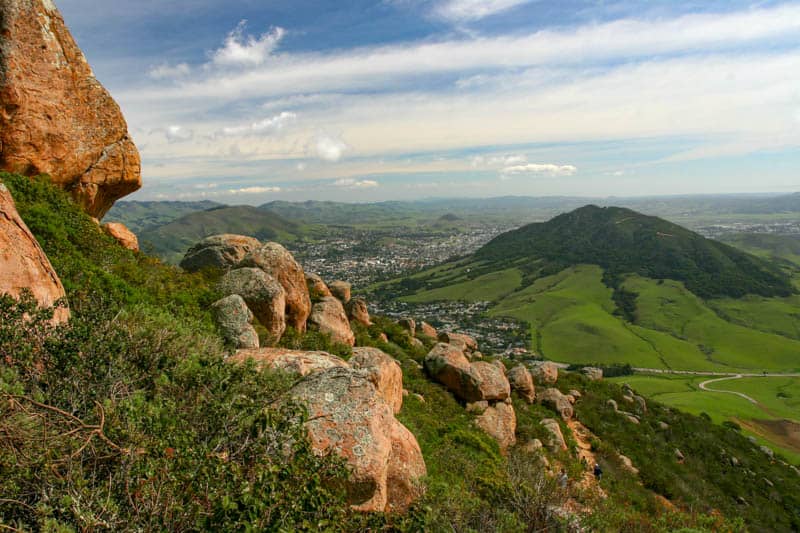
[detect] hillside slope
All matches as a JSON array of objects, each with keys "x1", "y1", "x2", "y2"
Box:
[{"x1": 104, "y1": 200, "x2": 222, "y2": 233}]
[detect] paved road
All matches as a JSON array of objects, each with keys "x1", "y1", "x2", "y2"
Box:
[
  {"x1": 633, "y1": 368, "x2": 800, "y2": 378},
  {"x1": 698, "y1": 375, "x2": 758, "y2": 404}
]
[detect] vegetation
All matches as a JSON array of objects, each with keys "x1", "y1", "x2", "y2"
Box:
[{"x1": 104, "y1": 199, "x2": 222, "y2": 233}]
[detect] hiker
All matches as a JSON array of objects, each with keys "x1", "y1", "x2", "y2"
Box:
[
  {"x1": 558, "y1": 469, "x2": 568, "y2": 489},
  {"x1": 593, "y1": 463, "x2": 603, "y2": 481}
]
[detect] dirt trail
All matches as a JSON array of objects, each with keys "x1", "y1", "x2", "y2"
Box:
[{"x1": 566, "y1": 418, "x2": 606, "y2": 498}]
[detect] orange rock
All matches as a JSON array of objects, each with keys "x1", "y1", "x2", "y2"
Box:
[
  {"x1": 346, "y1": 297, "x2": 372, "y2": 326},
  {"x1": 475, "y1": 403, "x2": 517, "y2": 453},
  {"x1": 418, "y1": 321, "x2": 437, "y2": 339},
  {"x1": 351, "y1": 347, "x2": 403, "y2": 413},
  {"x1": 0, "y1": 0, "x2": 141, "y2": 218},
  {"x1": 181, "y1": 234, "x2": 261, "y2": 272},
  {"x1": 308, "y1": 296, "x2": 355, "y2": 346},
  {"x1": 0, "y1": 183, "x2": 68, "y2": 322},
  {"x1": 228, "y1": 347, "x2": 348, "y2": 376},
  {"x1": 102, "y1": 222, "x2": 138, "y2": 251},
  {"x1": 508, "y1": 365, "x2": 536, "y2": 403}
]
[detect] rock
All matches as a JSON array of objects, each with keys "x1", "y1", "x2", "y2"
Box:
[
  {"x1": 402, "y1": 389, "x2": 409, "y2": 397},
  {"x1": 760, "y1": 445, "x2": 774, "y2": 459},
  {"x1": 288, "y1": 367, "x2": 426, "y2": 512},
  {"x1": 508, "y1": 365, "x2": 536, "y2": 403},
  {"x1": 470, "y1": 361, "x2": 511, "y2": 401},
  {"x1": 568, "y1": 389, "x2": 582, "y2": 399},
  {"x1": 619, "y1": 455, "x2": 639, "y2": 475},
  {"x1": 466, "y1": 400, "x2": 489, "y2": 414},
  {"x1": 607, "y1": 399, "x2": 619, "y2": 411},
  {"x1": 674, "y1": 448, "x2": 685, "y2": 461},
  {"x1": 476, "y1": 403, "x2": 517, "y2": 452},
  {"x1": 350, "y1": 347, "x2": 403, "y2": 414},
  {"x1": 540, "y1": 418, "x2": 567, "y2": 452},
  {"x1": 539, "y1": 388, "x2": 574, "y2": 420},
  {"x1": 228, "y1": 347, "x2": 348, "y2": 377},
  {"x1": 0, "y1": 183, "x2": 69, "y2": 323},
  {"x1": 102, "y1": 222, "x2": 138, "y2": 251},
  {"x1": 633, "y1": 395, "x2": 647, "y2": 415},
  {"x1": 763, "y1": 477, "x2": 774, "y2": 488},
  {"x1": 438, "y1": 331, "x2": 478, "y2": 353},
  {"x1": 218, "y1": 268, "x2": 286, "y2": 343},
  {"x1": 210, "y1": 295, "x2": 259, "y2": 349},
  {"x1": 0, "y1": 0, "x2": 141, "y2": 218},
  {"x1": 747, "y1": 436, "x2": 758, "y2": 444},
  {"x1": 523, "y1": 439, "x2": 543, "y2": 453},
  {"x1": 181, "y1": 234, "x2": 261, "y2": 272},
  {"x1": 328, "y1": 281, "x2": 351, "y2": 303},
  {"x1": 622, "y1": 383, "x2": 634, "y2": 396},
  {"x1": 736, "y1": 496, "x2": 747, "y2": 506},
  {"x1": 308, "y1": 296, "x2": 355, "y2": 346},
  {"x1": 790, "y1": 465, "x2": 800, "y2": 477},
  {"x1": 239, "y1": 242, "x2": 312, "y2": 332},
  {"x1": 470, "y1": 351, "x2": 483, "y2": 360},
  {"x1": 622, "y1": 395, "x2": 634, "y2": 404},
  {"x1": 418, "y1": 321, "x2": 437, "y2": 339},
  {"x1": 424, "y1": 343, "x2": 477, "y2": 399},
  {"x1": 624, "y1": 414, "x2": 640, "y2": 425},
  {"x1": 346, "y1": 297, "x2": 372, "y2": 326},
  {"x1": 398, "y1": 318, "x2": 416, "y2": 337},
  {"x1": 410, "y1": 337, "x2": 425, "y2": 350},
  {"x1": 566, "y1": 394, "x2": 576, "y2": 405},
  {"x1": 658, "y1": 421, "x2": 670, "y2": 430},
  {"x1": 580, "y1": 367, "x2": 603, "y2": 381},
  {"x1": 378, "y1": 333, "x2": 389, "y2": 343},
  {"x1": 730, "y1": 456, "x2": 740, "y2": 467},
  {"x1": 491, "y1": 359, "x2": 507, "y2": 373},
  {"x1": 530, "y1": 361, "x2": 559, "y2": 385},
  {"x1": 305, "y1": 272, "x2": 332, "y2": 298},
  {"x1": 413, "y1": 393, "x2": 425, "y2": 403}
]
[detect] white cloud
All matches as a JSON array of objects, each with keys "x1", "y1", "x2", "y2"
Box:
[
  {"x1": 164, "y1": 125, "x2": 193, "y2": 143},
  {"x1": 215, "y1": 111, "x2": 297, "y2": 138},
  {"x1": 211, "y1": 21, "x2": 286, "y2": 67},
  {"x1": 333, "y1": 178, "x2": 379, "y2": 188},
  {"x1": 501, "y1": 163, "x2": 577, "y2": 177},
  {"x1": 312, "y1": 133, "x2": 349, "y2": 162},
  {"x1": 148, "y1": 62, "x2": 191, "y2": 80},
  {"x1": 227, "y1": 186, "x2": 282, "y2": 194},
  {"x1": 193, "y1": 183, "x2": 218, "y2": 189},
  {"x1": 434, "y1": 0, "x2": 534, "y2": 22}
]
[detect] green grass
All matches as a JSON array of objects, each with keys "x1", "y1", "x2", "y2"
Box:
[
  {"x1": 708, "y1": 295, "x2": 800, "y2": 340},
  {"x1": 402, "y1": 267, "x2": 522, "y2": 303}
]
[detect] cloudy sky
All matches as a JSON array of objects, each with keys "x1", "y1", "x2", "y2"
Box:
[{"x1": 58, "y1": 0, "x2": 800, "y2": 203}]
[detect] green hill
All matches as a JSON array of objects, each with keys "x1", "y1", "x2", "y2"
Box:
[
  {"x1": 139, "y1": 205, "x2": 322, "y2": 264},
  {"x1": 104, "y1": 199, "x2": 223, "y2": 233}
]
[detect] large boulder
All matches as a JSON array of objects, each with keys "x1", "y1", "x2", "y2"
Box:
[
  {"x1": 540, "y1": 418, "x2": 567, "y2": 452},
  {"x1": 289, "y1": 367, "x2": 426, "y2": 512},
  {"x1": 305, "y1": 272, "x2": 332, "y2": 298},
  {"x1": 328, "y1": 280, "x2": 351, "y2": 303},
  {"x1": 418, "y1": 321, "x2": 437, "y2": 339},
  {"x1": 102, "y1": 222, "x2": 139, "y2": 251},
  {"x1": 530, "y1": 361, "x2": 559, "y2": 385},
  {"x1": 308, "y1": 296, "x2": 355, "y2": 346},
  {"x1": 438, "y1": 331, "x2": 478, "y2": 353},
  {"x1": 398, "y1": 318, "x2": 416, "y2": 336},
  {"x1": 0, "y1": 183, "x2": 69, "y2": 323},
  {"x1": 181, "y1": 234, "x2": 261, "y2": 272},
  {"x1": 228, "y1": 347, "x2": 348, "y2": 376},
  {"x1": 424, "y1": 343, "x2": 481, "y2": 401},
  {"x1": 469, "y1": 361, "x2": 510, "y2": 401},
  {"x1": 475, "y1": 402, "x2": 517, "y2": 453},
  {"x1": 210, "y1": 295, "x2": 258, "y2": 349},
  {"x1": 239, "y1": 242, "x2": 312, "y2": 331},
  {"x1": 508, "y1": 365, "x2": 535, "y2": 403},
  {"x1": 0, "y1": 0, "x2": 140, "y2": 218},
  {"x1": 218, "y1": 268, "x2": 286, "y2": 344},
  {"x1": 538, "y1": 388, "x2": 574, "y2": 420},
  {"x1": 347, "y1": 297, "x2": 372, "y2": 326},
  {"x1": 350, "y1": 347, "x2": 403, "y2": 414}
]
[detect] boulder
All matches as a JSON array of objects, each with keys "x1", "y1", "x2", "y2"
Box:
[
  {"x1": 568, "y1": 389, "x2": 582, "y2": 399},
  {"x1": 0, "y1": 183, "x2": 69, "y2": 323},
  {"x1": 305, "y1": 272, "x2": 332, "y2": 298},
  {"x1": 410, "y1": 337, "x2": 425, "y2": 350},
  {"x1": 239, "y1": 242, "x2": 312, "y2": 331},
  {"x1": 760, "y1": 445, "x2": 774, "y2": 459},
  {"x1": 619, "y1": 455, "x2": 639, "y2": 475},
  {"x1": 466, "y1": 400, "x2": 489, "y2": 414},
  {"x1": 530, "y1": 361, "x2": 559, "y2": 385},
  {"x1": 418, "y1": 321, "x2": 437, "y2": 339},
  {"x1": 580, "y1": 367, "x2": 603, "y2": 381},
  {"x1": 674, "y1": 448, "x2": 685, "y2": 461},
  {"x1": 398, "y1": 318, "x2": 416, "y2": 336},
  {"x1": 523, "y1": 439, "x2": 543, "y2": 454},
  {"x1": 539, "y1": 388, "x2": 574, "y2": 420},
  {"x1": 210, "y1": 295, "x2": 258, "y2": 349},
  {"x1": 508, "y1": 365, "x2": 536, "y2": 403},
  {"x1": 0, "y1": 0, "x2": 140, "y2": 218},
  {"x1": 607, "y1": 399, "x2": 619, "y2": 411},
  {"x1": 350, "y1": 347, "x2": 403, "y2": 414},
  {"x1": 540, "y1": 418, "x2": 567, "y2": 452},
  {"x1": 438, "y1": 331, "x2": 478, "y2": 353},
  {"x1": 218, "y1": 268, "x2": 286, "y2": 343},
  {"x1": 328, "y1": 281, "x2": 351, "y2": 303},
  {"x1": 491, "y1": 359, "x2": 507, "y2": 374},
  {"x1": 658, "y1": 421, "x2": 670, "y2": 430},
  {"x1": 623, "y1": 414, "x2": 640, "y2": 424},
  {"x1": 288, "y1": 367, "x2": 426, "y2": 512},
  {"x1": 228, "y1": 347, "x2": 347, "y2": 377},
  {"x1": 347, "y1": 297, "x2": 372, "y2": 326},
  {"x1": 634, "y1": 395, "x2": 647, "y2": 415},
  {"x1": 102, "y1": 222, "x2": 138, "y2": 251},
  {"x1": 475, "y1": 402, "x2": 517, "y2": 452},
  {"x1": 181, "y1": 234, "x2": 261, "y2": 272},
  {"x1": 378, "y1": 333, "x2": 389, "y2": 343},
  {"x1": 309, "y1": 296, "x2": 355, "y2": 346},
  {"x1": 424, "y1": 343, "x2": 479, "y2": 401},
  {"x1": 470, "y1": 361, "x2": 511, "y2": 401}
]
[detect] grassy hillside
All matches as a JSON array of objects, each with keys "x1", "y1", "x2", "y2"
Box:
[
  {"x1": 104, "y1": 200, "x2": 222, "y2": 233},
  {"x1": 139, "y1": 205, "x2": 323, "y2": 264}
]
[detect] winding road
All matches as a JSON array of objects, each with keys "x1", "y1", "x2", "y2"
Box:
[{"x1": 698, "y1": 375, "x2": 757, "y2": 404}]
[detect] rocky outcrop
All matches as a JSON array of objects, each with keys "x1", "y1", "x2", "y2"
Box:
[
  {"x1": 438, "y1": 331, "x2": 478, "y2": 354},
  {"x1": 538, "y1": 388, "x2": 573, "y2": 420},
  {"x1": 305, "y1": 272, "x2": 332, "y2": 298},
  {"x1": 470, "y1": 361, "x2": 510, "y2": 401},
  {"x1": 289, "y1": 367, "x2": 426, "y2": 512},
  {"x1": 308, "y1": 296, "x2": 355, "y2": 346},
  {"x1": 530, "y1": 361, "x2": 559, "y2": 385},
  {"x1": 350, "y1": 347, "x2": 403, "y2": 414},
  {"x1": 218, "y1": 268, "x2": 286, "y2": 344},
  {"x1": 398, "y1": 318, "x2": 416, "y2": 336},
  {"x1": 475, "y1": 402, "x2": 517, "y2": 453},
  {"x1": 211, "y1": 295, "x2": 258, "y2": 349},
  {"x1": 181, "y1": 234, "x2": 261, "y2": 272},
  {"x1": 102, "y1": 222, "x2": 138, "y2": 251},
  {"x1": 540, "y1": 418, "x2": 567, "y2": 452},
  {"x1": 418, "y1": 321, "x2": 437, "y2": 339},
  {"x1": 0, "y1": 0, "x2": 141, "y2": 218},
  {"x1": 508, "y1": 365, "x2": 535, "y2": 403},
  {"x1": 239, "y1": 242, "x2": 312, "y2": 331},
  {"x1": 228, "y1": 347, "x2": 348, "y2": 376},
  {"x1": 424, "y1": 344, "x2": 512, "y2": 403},
  {"x1": 328, "y1": 280, "x2": 351, "y2": 303},
  {"x1": 347, "y1": 297, "x2": 372, "y2": 326},
  {"x1": 0, "y1": 183, "x2": 69, "y2": 322}
]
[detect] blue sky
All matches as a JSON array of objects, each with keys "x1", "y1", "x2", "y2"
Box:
[{"x1": 57, "y1": 0, "x2": 800, "y2": 203}]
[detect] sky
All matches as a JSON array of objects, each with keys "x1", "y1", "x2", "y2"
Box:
[{"x1": 56, "y1": 0, "x2": 800, "y2": 204}]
